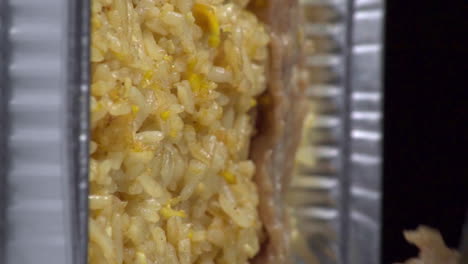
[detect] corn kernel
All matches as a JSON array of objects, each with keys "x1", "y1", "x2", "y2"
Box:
[
  {"x1": 192, "y1": 3, "x2": 220, "y2": 48},
  {"x1": 93, "y1": 102, "x2": 104, "y2": 112},
  {"x1": 160, "y1": 110, "x2": 170, "y2": 120},
  {"x1": 111, "y1": 50, "x2": 126, "y2": 61},
  {"x1": 188, "y1": 73, "x2": 202, "y2": 93},
  {"x1": 220, "y1": 170, "x2": 236, "y2": 184},
  {"x1": 132, "y1": 105, "x2": 140, "y2": 114},
  {"x1": 144, "y1": 70, "x2": 153, "y2": 80},
  {"x1": 142, "y1": 70, "x2": 154, "y2": 86},
  {"x1": 160, "y1": 205, "x2": 186, "y2": 219}
]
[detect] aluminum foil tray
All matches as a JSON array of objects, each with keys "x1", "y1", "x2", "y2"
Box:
[
  {"x1": 0, "y1": 0, "x2": 384, "y2": 263},
  {"x1": 291, "y1": 0, "x2": 384, "y2": 263},
  {"x1": 0, "y1": 0, "x2": 89, "y2": 263}
]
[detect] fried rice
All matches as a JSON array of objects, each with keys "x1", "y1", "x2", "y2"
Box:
[{"x1": 88, "y1": 0, "x2": 269, "y2": 263}]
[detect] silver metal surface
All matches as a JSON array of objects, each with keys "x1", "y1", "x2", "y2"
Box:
[
  {"x1": 291, "y1": 0, "x2": 347, "y2": 261},
  {"x1": 67, "y1": 0, "x2": 90, "y2": 263},
  {"x1": 292, "y1": 0, "x2": 384, "y2": 263},
  {"x1": 1, "y1": 0, "x2": 9, "y2": 261},
  {"x1": 1, "y1": 0, "x2": 89, "y2": 263},
  {"x1": 345, "y1": 1, "x2": 383, "y2": 263},
  {"x1": 4, "y1": 1, "x2": 71, "y2": 262}
]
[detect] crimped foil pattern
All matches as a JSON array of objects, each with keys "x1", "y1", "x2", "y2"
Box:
[
  {"x1": 290, "y1": 0, "x2": 384, "y2": 263},
  {"x1": 0, "y1": 0, "x2": 90, "y2": 263}
]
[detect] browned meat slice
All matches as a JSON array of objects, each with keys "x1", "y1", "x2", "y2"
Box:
[
  {"x1": 249, "y1": 0, "x2": 307, "y2": 263},
  {"x1": 396, "y1": 226, "x2": 460, "y2": 264}
]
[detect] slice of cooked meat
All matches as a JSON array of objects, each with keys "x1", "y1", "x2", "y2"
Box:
[
  {"x1": 249, "y1": 0, "x2": 307, "y2": 263},
  {"x1": 396, "y1": 226, "x2": 460, "y2": 264}
]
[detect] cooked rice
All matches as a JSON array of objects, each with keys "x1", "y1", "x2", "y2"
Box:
[{"x1": 89, "y1": 0, "x2": 269, "y2": 263}]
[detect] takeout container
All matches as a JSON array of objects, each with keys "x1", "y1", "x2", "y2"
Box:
[{"x1": 0, "y1": 0, "x2": 384, "y2": 263}]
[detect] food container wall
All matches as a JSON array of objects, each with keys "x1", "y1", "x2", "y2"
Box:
[
  {"x1": 0, "y1": 0, "x2": 90, "y2": 263},
  {"x1": 291, "y1": 0, "x2": 384, "y2": 263}
]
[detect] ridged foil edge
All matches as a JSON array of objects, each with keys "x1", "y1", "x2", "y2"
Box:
[
  {"x1": 292, "y1": 0, "x2": 384, "y2": 263},
  {"x1": 1, "y1": 0, "x2": 89, "y2": 263},
  {"x1": 0, "y1": 0, "x2": 10, "y2": 261},
  {"x1": 344, "y1": 0, "x2": 384, "y2": 262},
  {"x1": 67, "y1": 0, "x2": 90, "y2": 263}
]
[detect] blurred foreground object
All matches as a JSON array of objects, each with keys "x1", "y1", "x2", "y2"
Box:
[
  {"x1": 396, "y1": 226, "x2": 460, "y2": 264},
  {"x1": 460, "y1": 210, "x2": 468, "y2": 263},
  {"x1": 289, "y1": 0, "x2": 385, "y2": 263}
]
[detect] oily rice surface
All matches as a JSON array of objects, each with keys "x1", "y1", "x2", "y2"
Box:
[{"x1": 89, "y1": 0, "x2": 269, "y2": 263}]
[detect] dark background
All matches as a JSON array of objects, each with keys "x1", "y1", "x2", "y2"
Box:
[{"x1": 383, "y1": 0, "x2": 468, "y2": 263}]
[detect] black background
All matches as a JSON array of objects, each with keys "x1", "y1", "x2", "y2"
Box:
[{"x1": 382, "y1": 0, "x2": 468, "y2": 263}]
